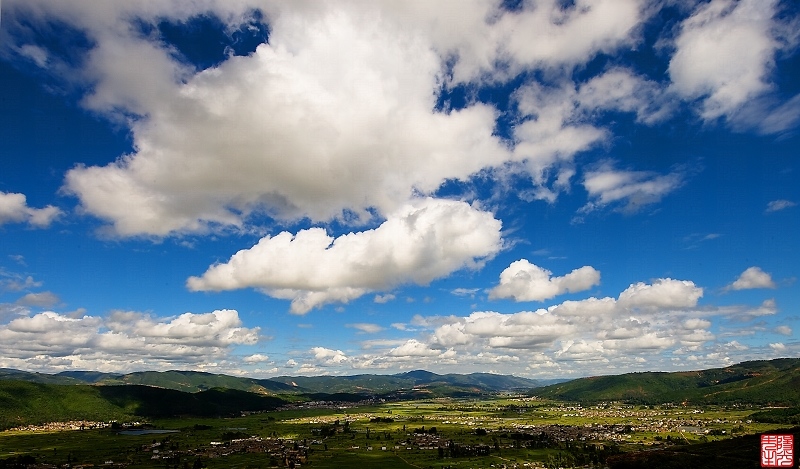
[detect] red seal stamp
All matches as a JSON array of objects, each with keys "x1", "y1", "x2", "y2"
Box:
[{"x1": 761, "y1": 434, "x2": 794, "y2": 467}]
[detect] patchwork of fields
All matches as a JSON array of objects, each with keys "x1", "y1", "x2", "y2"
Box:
[{"x1": 1, "y1": 397, "x2": 792, "y2": 468}]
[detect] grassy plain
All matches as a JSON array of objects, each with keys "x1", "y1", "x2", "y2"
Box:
[{"x1": 0, "y1": 397, "x2": 788, "y2": 468}]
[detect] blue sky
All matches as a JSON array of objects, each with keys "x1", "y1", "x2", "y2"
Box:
[{"x1": 0, "y1": 0, "x2": 798, "y2": 379}]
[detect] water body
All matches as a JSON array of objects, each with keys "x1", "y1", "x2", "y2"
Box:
[{"x1": 119, "y1": 429, "x2": 180, "y2": 435}]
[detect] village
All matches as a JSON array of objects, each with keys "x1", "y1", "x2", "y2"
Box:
[{"x1": 0, "y1": 398, "x2": 769, "y2": 469}]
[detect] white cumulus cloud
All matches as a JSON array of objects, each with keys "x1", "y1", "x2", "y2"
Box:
[
  {"x1": 60, "y1": 3, "x2": 512, "y2": 236},
  {"x1": 669, "y1": 0, "x2": 782, "y2": 121},
  {"x1": 0, "y1": 192, "x2": 62, "y2": 228},
  {"x1": 727, "y1": 266, "x2": 777, "y2": 290},
  {"x1": 489, "y1": 260, "x2": 600, "y2": 302},
  {"x1": 310, "y1": 347, "x2": 349, "y2": 366},
  {"x1": 187, "y1": 198, "x2": 503, "y2": 314},
  {"x1": 0, "y1": 309, "x2": 260, "y2": 373},
  {"x1": 617, "y1": 278, "x2": 704, "y2": 309}
]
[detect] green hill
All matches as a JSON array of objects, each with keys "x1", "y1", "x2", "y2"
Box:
[
  {"x1": 0, "y1": 368, "x2": 85, "y2": 385},
  {"x1": 41, "y1": 370, "x2": 298, "y2": 394},
  {"x1": 534, "y1": 358, "x2": 800, "y2": 405},
  {"x1": 0, "y1": 380, "x2": 287, "y2": 430},
  {"x1": 95, "y1": 370, "x2": 296, "y2": 394}
]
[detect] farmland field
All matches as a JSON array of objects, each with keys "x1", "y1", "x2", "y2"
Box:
[{"x1": 0, "y1": 396, "x2": 790, "y2": 468}]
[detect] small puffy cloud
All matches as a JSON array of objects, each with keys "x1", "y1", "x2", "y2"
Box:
[
  {"x1": 243, "y1": 354, "x2": 270, "y2": 363},
  {"x1": 310, "y1": 347, "x2": 348, "y2": 366},
  {"x1": 0, "y1": 192, "x2": 62, "y2": 228},
  {"x1": 728, "y1": 266, "x2": 776, "y2": 290},
  {"x1": 373, "y1": 294, "x2": 396, "y2": 304},
  {"x1": 580, "y1": 163, "x2": 685, "y2": 214},
  {"x1": 770, "y1": 342, "x2": 786, "y2": 351},
  {"x1": 766, "y1": 199, "x2": 796, "y2": 212},
  {"x1": 489, "y1": 260, "x2": 600, "y2": 302},
  {"x1": 347, "y1": 323, "x2": 384, "y2": 334},
  {"x1": 389, "y1": 339, "x2": 441, "y2": 357},
  {"x1": 774, "y1": 325, "x2": 792, "y2": 336},
  {"x1": 15, "y1": 291, "x2": 60, "y2": 308},
  {"x1": 576, "y1": 68, "x2": 674, "y2": 124},
  {"x1": 699, "y1": 299, "x2": 776, "y2": 323},
  {"x1": 618, "y1": 278, "x2": 703, "y2": 309},
  {"x1": 0, "y1": 274, "x2": 42, "y2": 292},
  {"x1": 188, "y1": 198, "x2": 502, "y2": 314},
  {"x1": 669, "y1": 0, "x2": 781, "y2": 121},
  {"x1": 451, "y1": 288, "x2": 480, "y2": 298}
]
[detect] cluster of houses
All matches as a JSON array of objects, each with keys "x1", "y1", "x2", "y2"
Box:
[
  {"x1": 4, "y1": 421, "x2": 114, "y2": 433},
  {"x1": 140, "y1": 436, "x2": 309, "y2": 467}
]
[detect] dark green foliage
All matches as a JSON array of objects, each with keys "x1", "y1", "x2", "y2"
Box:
[
  {"x1": 750, "y1": 406, "x2": 800, "y2": 424},
  {"x1": 534, "y1": 358, "x2": 800, "y2": 405},
  {"x1": 95, "y1": 386, "x2": 285, "y2": 417},
  {"x1": 0, "y1": 380, "x2": 286, "y2": 429},
  {"x1": 304, "y1": 392, "x2": 371, "y2": 402},
  {"x1": 0, "y1": 368, "x2": 84, "y2": 385},
  {"x1": 0, "y1": 380, "x2": 134, "y2": 429},
  {"x1": 99, "y1": 370, "x2": 296, "y2": 394},
  {"x1": 56, "y1": 370, "x2": 123, "y2": 383},
  {"x1": 606, "y1": 427, "x2": 800, "y2": 469}
]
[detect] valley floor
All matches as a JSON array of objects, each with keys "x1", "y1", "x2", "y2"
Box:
[{"x1": 0, "y1": 397, "x2": 791, "y2": 469}]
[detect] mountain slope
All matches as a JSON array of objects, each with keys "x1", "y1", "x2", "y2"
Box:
[
  {"x1": 96, "y1": 370, "x2": 296, "y2": 394},
  {"x1": 534, "y1": 358, "x2": 800, "y2": 405},
  {"x1": 47, "y1": 370, "x2": 298, "y2": 394},
  {"x1": 0, "y1": 368, "x2": 85, "y2": 385},
  {"x1": 0, "y1": 380, "x2": 287, "y2": 430}
]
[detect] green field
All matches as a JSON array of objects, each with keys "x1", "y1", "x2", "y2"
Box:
[{"x1": 1, "y1": 397, "x2": 791, "y2": 468}]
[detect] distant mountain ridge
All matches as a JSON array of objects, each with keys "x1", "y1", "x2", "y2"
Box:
[
  {"x1": 268, "y1": 370, "x2": 543, "y2": 394},
  {"x1": 4, "y1": 358, "x2": 798, "y2": 405},
  {"x1": 533, "y1": 358, "x2": 800, "y2": 405},
  {"x1": 0, "y1": 368, "x2": 541, "y2": 394}
]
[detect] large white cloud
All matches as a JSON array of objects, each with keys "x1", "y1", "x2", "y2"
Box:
[
  {"x1": 2, "y1": 0, "x2": 683, "y2": 237},
  {"x1": 58, "y1": 2, "x2": 514, "y2": 236},
  {"x1": 489, "y1": 259, "x2": 600, "y2": 302},
  {"x1": 188, "y1": 198, "x2": 503, "y2": 313}
]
